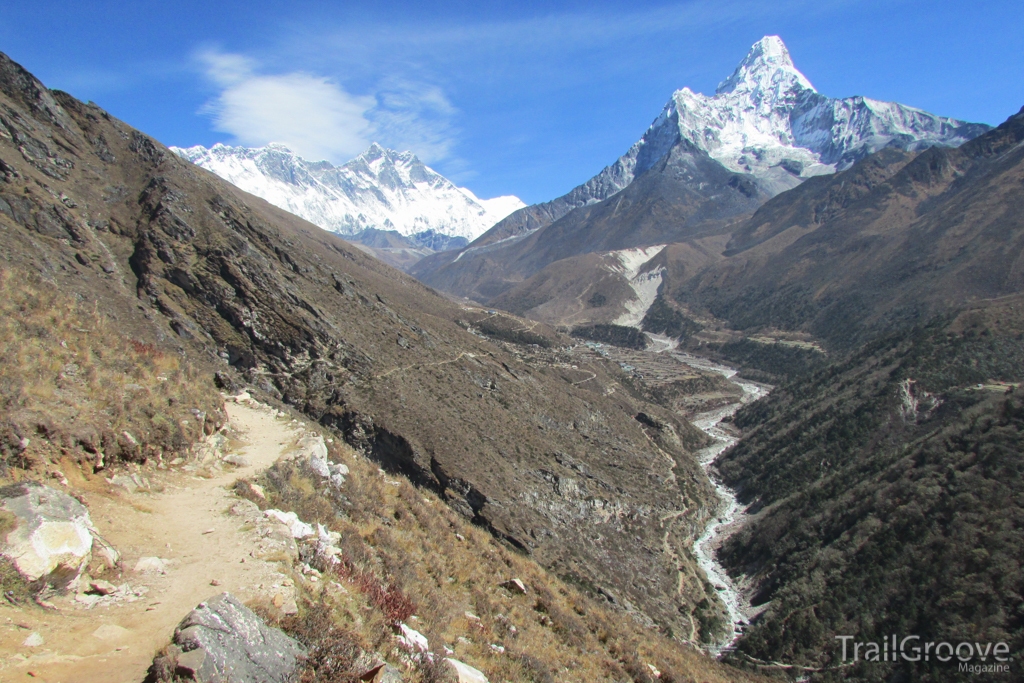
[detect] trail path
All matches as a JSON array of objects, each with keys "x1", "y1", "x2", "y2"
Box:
[
  {"x1": 375, "y1": 351, "x2": 475, "y2": 379},
  {"x1": 0, "y1": 400, "x2": 300, "y2": 683}
]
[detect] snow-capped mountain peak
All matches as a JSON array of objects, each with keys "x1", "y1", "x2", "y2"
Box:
[
  {"x1": 443, "y1": 35, "x2": 989, "y2": 265},
  {"x1": 570, "y1": 35, "x2": 989, "y2": 202},
  {"x1": 716, "y1": 35, "x2": 815, "y2": 96},
  {"x1": 172, "y1": 143, "x2": 524, "y2": 243}
]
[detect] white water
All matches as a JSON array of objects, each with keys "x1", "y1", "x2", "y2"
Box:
[{"x1": 669, "y1": 350, "x2": 770, "y2": 655}]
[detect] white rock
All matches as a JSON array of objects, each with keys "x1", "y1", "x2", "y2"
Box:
[
  {"x1": 263, "y1": 509, "x2": 314, "y2": 539},
  {"x1": 316, "y1": 523, "x2": 341, "y2": 547},
  {"x1": 0, "y1": 482, "x2": 95, "y2": 588},
  {"x1": 23, "y1": 632, "x2": 44, "y2": 647},
  {"x1": 296, "y1": 434, "x2": 331, "y2": 478},
  {"x1": 222, "y1": 454, "x2": 251, "y2": 467},
  {"x1": 397, "y1": 623, "x2": 429, "y2": 653},
  {"x1": 446, "y1": 658, "x2": 489, "y2": 683},
  {"x1": 134, "y1": 556, "x2": 168, "y2": 574},
  {"x1": 329, "y1": 474, "x2": 346, "y2": 489}
]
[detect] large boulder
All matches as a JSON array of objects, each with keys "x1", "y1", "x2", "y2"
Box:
[
  {"x1": 148, "y1": 592, "x2": 306, "y2": 683},
  {"x1": 446, "y1": 659, "x2": 489, "y2": 683},
  {"x1": 0, "y1": 481, "x2": 95, "y2": 589}
]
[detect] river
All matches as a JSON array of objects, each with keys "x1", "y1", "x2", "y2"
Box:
[{"x1": 651, "y1": 339, "x2": 771, "y2": 654}]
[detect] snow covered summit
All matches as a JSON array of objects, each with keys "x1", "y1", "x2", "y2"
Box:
[
  {"x1": 553, "y1": 36, "x2": 989, "y2": 211},
  {"x1": 715, "y1": 35, "x2": 816, "y2": 96},
  {"x1": 171, "y1": 142, "x2": 524, "y2": 242},
  {"x1": 669, "y1": 35, "x2": 986, "y2": 179}
]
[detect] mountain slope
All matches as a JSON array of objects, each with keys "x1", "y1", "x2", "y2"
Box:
[
  {"x1": 413, "y1": 36, "x2": 988, "y2": 314},
  {"x1": 172, "y1": 142, "x2": 524, "y2": 261},
  {"x1": 670, "y1": 106, "x2": 1024, "y2": 348},
  {"x1": 0, "y1": 50, "x2": 738, "y2": 647},
  {"x1": 716, "y1": 305, "x2": 1024, "y2": 680},
  {"x1": 419, "y1": 135, "x2": 769, "y2": 305}
]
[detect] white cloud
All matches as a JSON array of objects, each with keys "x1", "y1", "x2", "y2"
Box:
[{"x1": 196, "y1": 50, "x2": 459, "y2": 165}]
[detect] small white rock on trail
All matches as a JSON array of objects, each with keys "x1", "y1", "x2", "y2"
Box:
[{"x1": 0, "y1": 399, "x2": 302, "y2": 683}]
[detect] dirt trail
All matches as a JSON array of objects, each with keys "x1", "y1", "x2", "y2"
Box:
[{"x1": 0, "y1": 399, "x2": 301, "y2": 683}]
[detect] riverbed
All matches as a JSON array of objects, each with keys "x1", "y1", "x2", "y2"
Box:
[{"x1": 652, "y1": 341, "x2": 771, "y2": 654}]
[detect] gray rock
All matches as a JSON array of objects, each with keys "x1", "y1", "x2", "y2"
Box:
[
  {"x1": 309, "y1": 453, "x2": 330, "y2": 478},
  {"x1": 151, "y1": 592, "x2": 306, "y2": 682},
  {"x1": 0, "y1": 481, "x2": 95, "y2": 589},
  {"x1": 222, "y1": 454, "x2": 251, "y2": 467}
]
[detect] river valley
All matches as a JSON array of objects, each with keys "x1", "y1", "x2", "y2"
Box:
[{"x1": 632, "y1": 338, "x2": 772, "y2": 653}]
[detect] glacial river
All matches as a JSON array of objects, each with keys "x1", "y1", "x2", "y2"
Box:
[{"x1": 651, "y1": 339, "x2": 771, "y2": 654}]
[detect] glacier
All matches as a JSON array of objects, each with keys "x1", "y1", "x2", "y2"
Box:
[{"x1": 171, "y1": 142, "x2": 524, "y2": 243}]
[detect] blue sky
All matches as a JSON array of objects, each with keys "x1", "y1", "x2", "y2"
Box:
[{"x1": 2, "y1": 1, "x2": 1021, "y2": 203}]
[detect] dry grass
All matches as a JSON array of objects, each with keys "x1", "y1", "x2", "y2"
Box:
[
  {"x1": 251, "y1": 440, "x2": 767, "y2": 683},
  {"x1": 0, "y1": 267, "x2": 223, "y2": 473}
]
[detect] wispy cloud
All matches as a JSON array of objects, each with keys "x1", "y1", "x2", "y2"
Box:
[
  {"x1": 369, "y1": 79, "x2": 458, "y2": 163},
  {"x1": 196, "y1": 50, "x2": 460, "y2": 165}
]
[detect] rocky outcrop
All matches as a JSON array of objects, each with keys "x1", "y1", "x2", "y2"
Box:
[
  {"x1": 0, "y1": 481, "x2": 111, "y2": 590},
  {"x1": 147, "y1": 593, "x2": 306, "y2": 683}
]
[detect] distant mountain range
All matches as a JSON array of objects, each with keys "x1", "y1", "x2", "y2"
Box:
[
  {"x1": 412, "y1": 36, "x2": 990, "y2": 318},
  {"x1": 171, "y1": 142, "x2": 524, "y2": 270}
]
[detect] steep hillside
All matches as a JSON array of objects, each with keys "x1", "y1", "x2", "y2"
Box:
[
  {"x1": 423, "y1": 137, "x2": 768, "y2": 306},
  {"x1": 715, "y1": 303, "x2": 1024, "y2": 681},
  {"x1": 0, "y1": 50, "x2": 735, "y2": 646}
]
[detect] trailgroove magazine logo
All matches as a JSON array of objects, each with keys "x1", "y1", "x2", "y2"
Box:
[{"x1": 836, "y1": 635, "x2": 1013, "y2": 673}]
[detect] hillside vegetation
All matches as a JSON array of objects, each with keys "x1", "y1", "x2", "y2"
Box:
[
  {"x1": 0, "y1": 268, "x2": 223, "y2": 473},
  {"x1": 716, "y1": 304, "x2": 1024, "y2": 681}
]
